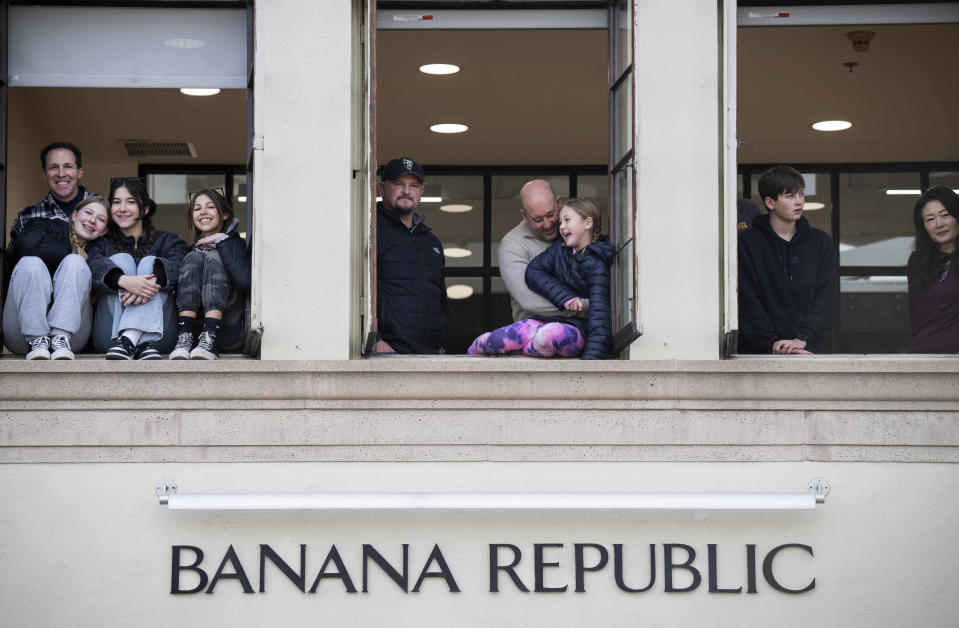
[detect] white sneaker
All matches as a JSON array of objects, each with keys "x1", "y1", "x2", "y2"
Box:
[
  {"x1": 50, "y1": 334, "x2": 75, "y2": 360},
  {"x1": 26, "y1": 336, "x2": 51, "y2": 360}
]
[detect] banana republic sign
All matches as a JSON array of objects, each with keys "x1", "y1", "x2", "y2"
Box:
[{"x1": 171, "y1": 542, "x2": 815, "y2": 595}]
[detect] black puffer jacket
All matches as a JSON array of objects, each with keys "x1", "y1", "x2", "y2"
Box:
[
  {"x1": 86, "y1": 230, "x2": 189, "y2": 294},
  {"x1": 525, "y1": 237, "x2": 616, "y2": 359},
  {"x1": 3, "y1": 217, "x2": 72, "y2": 296},
  {"x1": 376, "y1": 203, "x2": 447, "y2": 353}
]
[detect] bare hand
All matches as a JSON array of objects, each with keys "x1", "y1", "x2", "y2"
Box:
[
  {"x1": 375, "y1": 340, "x2": 396, "y2": 353},
  {"x1": 118, "y1": 274, "x2": 160, "y2": 302},
  {"x1": 772, "y1": 338, "x2": 810, "y2": 355},
  {"x1": 196, "y1": 234, "x2": 227, "y2": 249},
  {"x1": 565, "y1": 297, "x2": 584, "y2": 312}
]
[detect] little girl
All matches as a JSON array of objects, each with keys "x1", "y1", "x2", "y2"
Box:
[
  {"x1": 169, "y1": 188, "x2": 251, "y2": 360},
  {"x1": 469, "y1": 198, "x2": 615, "y2": 360}
]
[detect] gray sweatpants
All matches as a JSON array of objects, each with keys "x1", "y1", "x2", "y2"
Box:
[{"x1": 2, "y1": 254, "x2": 93, "y2": 354}]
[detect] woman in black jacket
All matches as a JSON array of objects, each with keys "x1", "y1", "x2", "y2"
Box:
[
  {"x1": 86, "y1": 178, "x2": 188, "y2": 359},
  {"x1": 3, "y1": 196, "x2": 109, "y2": 359},
  {"x1": 469, "y1": 199, "x2": 615, "y2": 360},
  {"x1": 168, "y1": 188, "x2": 251, "y2": 360}
]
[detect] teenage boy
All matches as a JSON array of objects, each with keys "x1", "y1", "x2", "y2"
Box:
[{"x1": 738, "y1": 165, "x2": 836, "y2": 354}]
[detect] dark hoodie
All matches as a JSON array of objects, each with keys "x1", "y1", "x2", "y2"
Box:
[
  {"x1": 737, "y1": 214, "x2": 836, "y2": 354},
  {"x1": 525, "y1": 237, "x2": 616, "y2": 360}
]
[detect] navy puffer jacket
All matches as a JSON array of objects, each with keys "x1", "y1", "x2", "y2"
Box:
[
  {"x1": 86, "y1": 229, "x2": 189, "y2": 294},
  {"x1": 377, "y1": 203, "x2": 448, "y2": 353},
  {"x1": 525, "y1": 237, "x2": 616, "y2": 359}
]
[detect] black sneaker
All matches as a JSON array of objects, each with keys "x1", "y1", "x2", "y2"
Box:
[
  {"x1": 26, "y1": 336, "x2": 51, "y2": 360},
  {"x1": 105, "y1": 336, "x2": 136, "y2": 360},
  {"x1": 190, "y1": 330, "x2": 219, "y2": 360},
  {"x1": 169, "y1": 331, "x2": 194, "y2": 360},
  {"x1": 135, "y1": 341, "x2": 163, "y2": 360}
]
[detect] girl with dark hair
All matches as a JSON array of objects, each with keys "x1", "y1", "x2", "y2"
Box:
[
  {"x1": 169, "y1": 188, "x2": 251, "y2": 360},
  {"x1": 86, "y1": 177, "x2": 188, "y2": 359},
  {"x1": 468, "y1": 199, "x2": 615, "y2": 360},
  {"x1": 3, "y1": 196, "x2": 109, "y2": 359},
  {"x1": 907, "y1": 186, "x2": 959, "y2": 353}
]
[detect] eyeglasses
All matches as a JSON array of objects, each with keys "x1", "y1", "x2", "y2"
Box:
[
  {"x1": 188, "y1": 185, "x2": 227, "y2": 204},
  {"x1": 939, "y1": 259, "x2": 952, "y2": 283}
]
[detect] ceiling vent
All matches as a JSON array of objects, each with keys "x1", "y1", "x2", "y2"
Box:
[{"x1": 120, "y1": 140, "x2": 198, "y2": 159}]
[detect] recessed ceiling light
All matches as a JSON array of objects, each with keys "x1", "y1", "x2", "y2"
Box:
[
  {"x1": 165, "y1": 38, "x2": 205, "y2": 49},
  {"x1": 812, "y1": 120, "x2": 852, "y2": 132},
  {"x1": 430, "y1": 123, "x2": 468, "y2": 134},
  {"x1": 885, "y1": 189, "x2": 921, "y2": 195},
  {"x1": 440, "y1": 204, "x2": 472, "y2": 213},
  {"x1": 804, "y1": 202, "x2": 825, "y2": 210},
  {"x1": 420, "y1": 196, "x2": 443, "y2": 203},
  {"x1": 419, "y1": 63, "x2": 460, "y2": 75},
  {"x1": 180, "y1": 88, "x2": 220, "y2": 97},
  {"x1": 447, "y1": 284, "x2": 474, "y2": 299},
  {"x1": 237, "y1": 196, "x2": 247, "y2": 203},
  {"x1": 444, "y1": 247, "x2": 472, "y2": 258}
]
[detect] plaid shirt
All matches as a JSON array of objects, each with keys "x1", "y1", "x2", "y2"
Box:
[{"x1": 10, "y1": 185, "x2": 93, "y2": 242}]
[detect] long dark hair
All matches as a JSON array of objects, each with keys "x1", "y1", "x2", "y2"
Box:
[
  {"x1": 908, "y1": 186, "x2": 959, "y2": 292},
  {"x1": 107, "y1": 177, "x2": 157, "y2": 258},
  {"x1": 187, "y1": 188, "x2": 234, "y2": 243}
]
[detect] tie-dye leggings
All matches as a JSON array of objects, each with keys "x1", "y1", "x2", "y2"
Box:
[{"x1": 467, "y1": 318, "x2": 584, "y2": 357}]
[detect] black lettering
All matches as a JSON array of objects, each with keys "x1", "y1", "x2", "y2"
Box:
[
  {"x1": 574, "y1": 543, "x2": 608, "y2": 593},
  {"x1": 664, "y1": 543, "x2": 701, "y2": 593},
  {"x1": 763, "y1": 544, "x2": 815, "y2": 594},
  {"x1": 613, "y1": 544, "x2": 655, "y2": 593},
  {"x1": 413, "y1": 544, "x2": 460, "y2": 593},
  {"x1": 534, "y1": 543, "x2": 567, "y2": 593},
  {"x1": 363, "y1": 544, "x2": 409, "y2": 592},
  {"x1": 207, "y1": 545, "x2": 254, "y2": 594},
  {"x1": 171, "y1": 545, "x2": 207, "y2": 594},
  {"x1": 746, "y1": 544, "x2": 758, "y2": 594},
  {"x1": 489, "y1": 544, "x2": 529, "y2": 593},
  {"x1": 707, "y1": 544, "x2": 741, "y2": 593},
  {"x1": 309, "y1": 545, "x2": 357, "y2": 593},
  {"x1": 259, "y1": 544, "x2": 306, "y2": 592}
]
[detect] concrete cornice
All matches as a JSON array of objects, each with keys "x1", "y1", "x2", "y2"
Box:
[{"x1": 2, "y1": 358, "x2": 957, "y2": 463}]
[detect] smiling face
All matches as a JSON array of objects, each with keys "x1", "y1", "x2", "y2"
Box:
[
  {"x1": 110, "y1": 186, "x2": 143, "y2": 234},
  {"x1": 191, "y1": 193, "x2": 224, "y2": 236},
  {"x1": 43, "y1": 148, "x2": 84, "y2": 203},
  {"x1": 71, "y1": 201, "x2": 109, "y2": 242},
  {"x1": 558, "y1": 205, "x2": 593, "y2": 250},
  {"x1": 921, "y1": 199, "x2": 959, "y2": 254}
]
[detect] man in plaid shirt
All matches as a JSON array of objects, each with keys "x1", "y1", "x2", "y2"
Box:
[{"x1": 9, "y1": 142, "x2": 95, "y2": 244}]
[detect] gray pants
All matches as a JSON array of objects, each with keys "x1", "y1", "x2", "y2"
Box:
[
  {"x1": 2, "y1": 255, "x2": 93, "y2": 354},
  {"x1": 91, "y1": 253, "x2": 177, "y2": 353}
]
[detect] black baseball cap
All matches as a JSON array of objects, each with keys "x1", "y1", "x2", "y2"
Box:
[{"x1": 380, "y1": 157, "x2": 424, "y2": 182}]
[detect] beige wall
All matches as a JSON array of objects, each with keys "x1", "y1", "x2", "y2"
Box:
[{"x1": 1, "y1": 460, "x2": 956, "y2": 627}]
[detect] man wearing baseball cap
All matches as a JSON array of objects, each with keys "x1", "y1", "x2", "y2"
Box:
[{"x1": 374, "y1": 157, "x2": 447, "y2": 354}]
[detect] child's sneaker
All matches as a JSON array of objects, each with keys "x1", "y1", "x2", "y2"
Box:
[
  {"x1": 26, "y1": 336, "x2": 51, "y2": 360},
  {"x1": 190, "y1": 330, "x2": 219, "y2": 360},
  {"x1": 169, "y1": 331, "x2": 194, "y2": 360},
  {"x1": 105, "y1": 336, "x2": 136, "y2": 360},
  {"x1": 134, "y1": 342, "x2": 163, "y2": 360},
  {"x1": 50, "y1": 334, "x2": 75, "y2": 360}
]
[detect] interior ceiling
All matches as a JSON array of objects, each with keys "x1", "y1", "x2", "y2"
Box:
[{"x1": 8, "y1": 22, "x2": 958, "y2": 174}]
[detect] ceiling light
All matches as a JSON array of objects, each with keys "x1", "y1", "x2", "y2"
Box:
[
  {"x1": 804, "y1": 202, "x2": 825, "y2": 210},
  {"x1": 430, "y1": 123, "x2": 468, "y2": 134},
  {"x1": 444, "y1": 247, "x2": 472, "y2": 258},
  {"x1": 885, "y1": 189, "x2": 921, "y2": 195},
  {"x1": 420, "y1": 196, "x2": 442, "y2": 203},
  {"x1": 447, "y1": 284, "x2": 474, "y2": 299},
  {"x1": 812, "y1": 120, "x2": 851, "y2": 132},
  {"x1": 419, "y1": 63, "x2": 460, "y2": 75},
  {"x1": 440, "y1": 204, "x2": 473, "y2": 213},
  {"x1": 180, "y1": 88, "x2": 220, "y2": 97},
  {"x1": 165, "y1": 38, "x2": 205, "y2": 49},
  {"x1": 237, "y1": 196, "x2": 247, "y2": 203}
]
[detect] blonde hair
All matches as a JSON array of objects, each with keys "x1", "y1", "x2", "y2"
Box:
[
  {"x1": 562, "y1": 198, "x2": 603, "y2": 243},
  {"x1": 70, "y1": 195, "x2": 109, "y2": 259}
]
